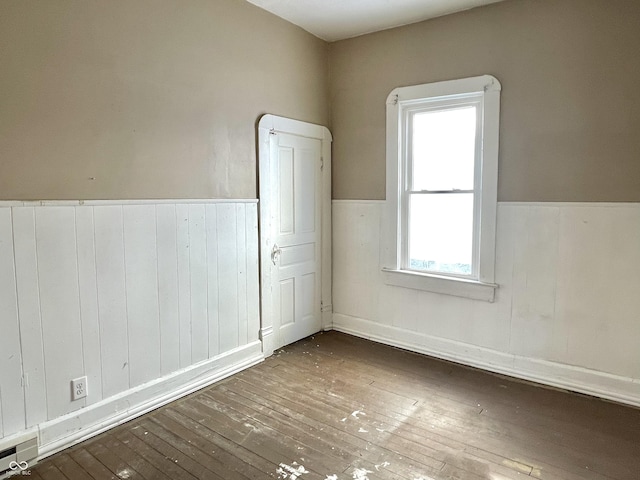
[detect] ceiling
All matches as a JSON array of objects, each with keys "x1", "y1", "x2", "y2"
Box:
[{"x1": 246, "y1": 0, "x2": 507, "y2": 42}]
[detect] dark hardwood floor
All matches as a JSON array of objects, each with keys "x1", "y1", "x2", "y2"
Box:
[{"x1": 27, "y1": 332, "x2": 640, "y2": 480}]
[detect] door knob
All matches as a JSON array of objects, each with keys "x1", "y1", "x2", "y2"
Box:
[{"x1": 271, "y1": 243, "x2": 282, "y2": 265}]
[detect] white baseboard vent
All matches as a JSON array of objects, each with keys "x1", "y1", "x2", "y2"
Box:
[{"x1": 0, "y1": 433, "x2": 38, "y2": 478}]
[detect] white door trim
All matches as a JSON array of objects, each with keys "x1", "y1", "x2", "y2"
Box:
[{"x1": 257, "y1": 114, "x2": 333, "y2": 356}]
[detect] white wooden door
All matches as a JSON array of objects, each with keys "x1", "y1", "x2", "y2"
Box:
[
  {"x1": 258, "y1": 114, "x2": 332, "y2": 356},
  {"x1": 270, "y1": 132, "x2": 322, "y2": 346}
]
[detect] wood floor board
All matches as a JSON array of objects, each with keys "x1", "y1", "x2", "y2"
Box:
[
  {"x1": 272, "y1": 337, "x2": 624, "y2": 479},
  {"x1": 268, "y1": 359, "x2": 421, "y2": 411},
  {"x1": 84, "y1": 439, "x2": 147, "y2": 480},
  {"x1": 202, "y1": 388, "x2": 356, "y2": 465},
  {"x1": 193, "y1": 390, "x2": 344, "y2": 477},
  {"x1": 27, "y1": 331, "x2": 640, "y2": 480},
  {"x1": 221, "y1": 376, "x2": 456, "y2": 478},
  {"x1": 50, "y1": 452, "x2": 96, "y2": 480},
  {"x1": 147, "y1": 412, "x2": 267, "y2": 480},
  {"x1": 34, "y1": 462, "x2": 68, "y2": 480},
  {"x1": 215, "y1": 380, "x2": 443, "y2": 479},
  {"x1": 160, "y1": 407, "x2": 280, "y2": 475},
  {"x1": 140, "y1": 415, "x2": 249, "y2": 480},
  {"x1": 276, "y1": 334, "x2": 640, "y2": 477},
  {"x1": 101, "y1": 434, "x2": 173, "y2": 480},
  {"x1": 311, "y1": 333, "x2": 640, "y2": 432},
  {"x1": 205, "y1": 385, "x2": 441, "y2": 480},
  {"x1": 112, "y1": 428, "x2": 200, "y2": 480},
  {"x1": 231, "y1": 366, "x2": 528, "y2": 480},
  {"x1": 173, "y1": 398, "x2": 327, "y2": 479},
  {"x1": 369, "y1": 373, "x2": 640, "y2": 467},
  {"x1": 128, "y1": 422, "x2": 228, "y2": 480},
  {"x1": 26, "y1": 469, "x2": 44, "y2": 480},
  {"x1": 67, "y1": 448, "x2": 117, "y2": 480},
  {"x1": 219, "y1": 375, "x2": 457, "y2": 479},
  {"x1": 239, "y1": 363, "x2": 534, "y2": 461}
]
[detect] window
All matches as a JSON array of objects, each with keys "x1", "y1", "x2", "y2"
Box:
[{"x1": 382, "y1": 75, "x2": 500, "y2": 302}]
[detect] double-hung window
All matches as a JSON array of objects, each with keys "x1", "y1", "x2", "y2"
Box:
[{"x1": 382, "y1": 75, "x2": 500, "y2": 302}]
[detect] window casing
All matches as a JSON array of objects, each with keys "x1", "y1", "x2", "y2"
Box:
[{"x1": 382, "y1": 75, "x2": 500, "y2": 302}]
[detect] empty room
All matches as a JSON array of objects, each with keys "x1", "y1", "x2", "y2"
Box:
[{"x1": 1, "y1": 0, "x2": 639, "y2": 479}]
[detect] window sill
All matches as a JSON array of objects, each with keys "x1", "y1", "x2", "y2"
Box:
[{"x1": 381, "y1": 268, "x2": 497, "y2": 302}]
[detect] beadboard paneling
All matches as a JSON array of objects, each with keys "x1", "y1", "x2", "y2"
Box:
[
  {"x1": 12, "y1": 207, "x2": 48, "y2": 428},
  {"x1": 176, "y1": 204, "x2": 192, "y2": 367},
  {"x1": 217, "y1": 203, "x2": 240, "y2": 354},
  {"x1": 35, "y1": 207, "x2": 85, "y2": 421},
  {"x1": 0, "y1": 209, "x2": 25, "y2": 436},
  {"x1": 123, "y1": 205, "x2": 162, "y2": 388},
  {"x1": 156, "y1": 204, "x2": 181, "y2": 376},
  {"x1": 0, "y1": 200, "x2": 260, "y2": 445},
  {"x1": 75, "y1": 207, "x2": 103, "y2": 405},
  {"x1": 188, "y1": 204, "x2": 208, "y2": 364},
  {"x1": 332, "y1": 200, "x2": 640, "y2": 406},
  {"x1": 94, "y1": 205, "x2": 130, "y2": 398}
]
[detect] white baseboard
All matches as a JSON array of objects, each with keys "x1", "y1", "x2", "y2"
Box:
[
  {"x1": 332, "y1": 313, "x2": 640, "y2": 408},
  {"x1": 36, "y1": 341, "x2": 263, "y2": 461},
  {"x1": 321, "y1": 304, "x2": 334, "y2": 331},
  {"x1": 260, "y1": 326, "x2": 275, "y2": 357}
]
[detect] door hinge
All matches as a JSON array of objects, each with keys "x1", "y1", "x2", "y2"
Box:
[{"x1": 320, "y1": 157, "x2": 324, "y2": 171}]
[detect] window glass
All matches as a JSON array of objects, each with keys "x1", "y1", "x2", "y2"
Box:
[
  {"x1": 408, "y1": 193, "x2": 474, "y2": 275},
  {"x1": 411, "y1": 106, "x2": 476, "y2": 192}
]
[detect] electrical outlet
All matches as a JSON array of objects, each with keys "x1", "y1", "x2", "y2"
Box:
[{"x1": 71, "y1": 376, "x2": 88, "y2": 401}]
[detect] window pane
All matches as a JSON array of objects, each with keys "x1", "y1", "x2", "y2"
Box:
[
  {"x1": 412, "y1": 106, "x2": 476, "y2": 191},
  {"x1": 408, "y1": 193, "x2": 474, "y2": 275}
]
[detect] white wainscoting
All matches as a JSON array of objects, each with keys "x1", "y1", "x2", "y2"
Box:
[
  {"x1": 0, "y1": 200, "x2": 261, "y2": 458},
  {"x1": 332, "y1": 200, "x2": 640, "y2": 407}
]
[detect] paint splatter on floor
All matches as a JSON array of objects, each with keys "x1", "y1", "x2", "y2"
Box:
[
  {"x1": 351, "y1": 410, "x2": 366, "y2": 419},
  {"x1": 374, "y1": 461, "x2": 390, "y2": 471},
  {"x1": 276, "y1": 462, "x2": 309, "y2": 479},
  {"x1": 352, "y1": 467, "x2": 373, "y2": 480}
]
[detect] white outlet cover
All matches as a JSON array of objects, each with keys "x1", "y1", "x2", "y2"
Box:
[{"x1": 71, "y1": 376, "x2": 88, "y2": 401}]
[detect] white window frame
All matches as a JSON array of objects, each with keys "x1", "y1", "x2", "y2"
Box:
[{"x1": 382, "y1": 75, "x2": 500, "y2": 302}]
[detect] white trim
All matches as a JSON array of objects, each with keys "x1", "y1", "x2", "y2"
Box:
[
  {"x1": 15, "y1": 199, "x2": 629, "y2": 208},
  {"x1": 332, "y1": 314, "x2": 640, "y2": 408},
  {"x1": 382, "y1": 268, "x2": 496, "y2": 302},
  {"x1": 257, "y1": 114, "x2": 332, "y2": 356},
  {"x1": 383, "y1": 75, "x2": 500, "y2": 300},
  {"x1": 36, "y1": 342, "x2": 263, "y2": 461},
  {"x1": 321, "y1": 303, "x2": 334, "y2": 331},
  {"x1": 331, "y1": 199, "x2": 386, "y2": 204},
  {"x1": 0, "y1": 199, "x2": 258, "y2": 207},
  {"x1": 259, "y1": 326, "x2": 275, "y2": 356},
  {"x1": 387, "y1": 75, "x2": 501, "y2": 104},
  {"x1": 500, "y1": 201, "x2": 640, "y2": 208},
  {"x1": 335, "y1": 200, "x2": 640, "y2": 208},
  {"x1": 258, "y1": 115, "x2": 333, "y2": 142}
]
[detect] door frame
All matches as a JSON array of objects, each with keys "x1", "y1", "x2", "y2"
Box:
[{"x1": 257, "y1": 114, "x2": 332, "y2": 356}]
